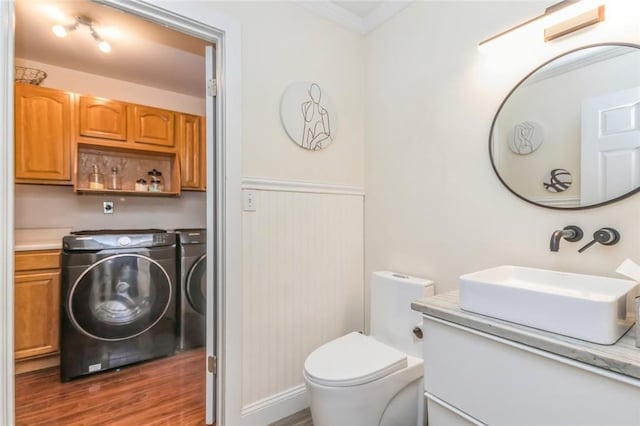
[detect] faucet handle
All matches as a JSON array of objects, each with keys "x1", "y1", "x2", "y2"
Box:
[
  {"x1": 578, "y1": 227, "x2": 620, "y2": 253},
  {"x1": 563, "y1": 225, "x2": 583, "y2": 242}
]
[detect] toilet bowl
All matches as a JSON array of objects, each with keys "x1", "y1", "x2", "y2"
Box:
[{"x1": 304, "y1": 271, "x2": 434, "y2": 426}]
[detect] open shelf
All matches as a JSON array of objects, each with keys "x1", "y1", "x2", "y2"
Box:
[
  {"x1": 75, "y1": 188, "x2": 180, "y2": 197},
  {"x1": 74, "y1": 144, "x2": 181, "y2": 196}
]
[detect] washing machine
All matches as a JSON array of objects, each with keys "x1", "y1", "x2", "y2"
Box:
[
  {"x1": 175, "y1": 228, "x2": 207, "y2": 351},
  {"x1": 60, "y1": 229, "x2": 177, "y2": 381}
]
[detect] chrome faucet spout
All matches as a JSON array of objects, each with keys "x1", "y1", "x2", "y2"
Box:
[{"x1": 550, "y1": 226, "x2": 583, "y2": 252}]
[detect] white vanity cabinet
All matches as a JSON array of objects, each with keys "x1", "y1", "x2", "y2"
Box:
[{"x1": 421, "y1": 315, "x2": 640, "y2": 426}]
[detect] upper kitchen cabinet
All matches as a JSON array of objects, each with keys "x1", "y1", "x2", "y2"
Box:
[
  {"x1": 78, "y1": 98, "x2": 176, "y2": 153},
  {"x1": 177, "y1": 113, "x2": 206, "y2": 191},
  {"x1": 14, "y1": 83, "x2": 72, "y2": 183},
  {"x1": 78, "y1": 96, "x2": 127, "y2": 141},
  {"x1": 130, "y1": 105, "x2": 175, "y2": 148}
]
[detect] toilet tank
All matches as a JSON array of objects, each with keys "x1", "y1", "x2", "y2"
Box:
[{"x1": 370, "y1": 271, "x2": 434, "y2": 358}]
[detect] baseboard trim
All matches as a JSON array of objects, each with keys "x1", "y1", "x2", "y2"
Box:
[
  {"x1": 15, "y1": 354, "x2": 59, "y2": 375},
  {"x1": 242, "y1": 176, "x2": 365, "y2": 196},
  {"x1": 241, "y1": 384, "x2": 308, "y2": 426}
]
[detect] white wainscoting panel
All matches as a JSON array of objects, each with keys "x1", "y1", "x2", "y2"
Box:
[{"x1": 241, "y1": 183, "x2": 364, "y2": 423}]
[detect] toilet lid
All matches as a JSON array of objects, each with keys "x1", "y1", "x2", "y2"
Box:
[{"x1": 304, "y1": 332, "x2": 407, "y2": 387}]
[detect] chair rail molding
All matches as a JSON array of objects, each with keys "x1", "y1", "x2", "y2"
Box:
[{"x1": 242, "y1": 176, "x2": 365, "y2": 196}]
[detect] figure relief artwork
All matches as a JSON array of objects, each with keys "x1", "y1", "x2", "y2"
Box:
[{"x1": 281, "y1": 81, "x2": 337, "y2": 151}]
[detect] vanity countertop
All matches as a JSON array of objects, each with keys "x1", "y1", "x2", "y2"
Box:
[
  {"x1": 14, "y1": 228, "x2": 70, "y2": 251},
  {"x1": 412, "y1": 291, "x2": 640, "y2": 381}
]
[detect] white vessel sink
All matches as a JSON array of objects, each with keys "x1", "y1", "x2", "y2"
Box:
[{"x1": 459, "y1": 265, "x2": 638, "y2": 344}]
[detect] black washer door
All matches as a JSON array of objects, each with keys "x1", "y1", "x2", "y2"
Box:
[
  {"x1": 69, "y1": 254, "x2": 172, "y2": 341},
  {"x1": 186, "y1": 253, "x2": 206, "y2": 315}
]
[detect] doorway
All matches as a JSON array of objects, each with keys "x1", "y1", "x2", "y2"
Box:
[{"x1": 0, "y1": 1, "x2": 242, "y2": 424}]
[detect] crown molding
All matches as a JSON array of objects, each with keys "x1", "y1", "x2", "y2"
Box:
[
  {"x1": 296, "y1": 1, "x2": 412, "y2": 34},
  {"x1": 362, "y1": 2, "x2": 412, "y2": 33}
]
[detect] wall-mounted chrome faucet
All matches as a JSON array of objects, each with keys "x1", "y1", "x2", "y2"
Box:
[
  {"x1": 578, "y1": 227, "x2": 620, "y2": 253},
  {"x1": 550, "y1": 225, "x2": 583, "y2": 252}
]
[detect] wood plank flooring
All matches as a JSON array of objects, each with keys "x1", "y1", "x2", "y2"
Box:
[
  {"x1": 16, "y1": 348, "x2": 313, "y2": 426},
  {"x1": 269, "y1": 408, "x2": 313, "y2": 426},
  {"x1": 15, "y1": 348, "x2": 206, "y2": 425}
]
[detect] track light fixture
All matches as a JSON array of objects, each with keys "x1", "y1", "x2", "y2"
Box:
[{"x1": 52, "y1": 15, "x2": 111, "y2": 53}]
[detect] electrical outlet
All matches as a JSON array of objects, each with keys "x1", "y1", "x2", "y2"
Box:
[
  {"x1": 103, "y1": 201, "x2": 114, "y2": 214},
  {"x1": 243, "y1": 190, "x2": 256, "y2": 211}
]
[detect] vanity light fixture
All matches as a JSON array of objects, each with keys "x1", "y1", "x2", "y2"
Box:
[
  {"x1": 52, "y1": 16, "x2": 112, "y2": 53},
  {"x1": 479, "y1": 0, "x2": 605, "y2": 49},
  {"x1": 544, "y1": 4, "x2": 605, "y2": 42}
]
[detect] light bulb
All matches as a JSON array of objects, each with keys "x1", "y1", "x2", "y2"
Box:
[
  {"x1": 98, "y1": 40, "x2": 111, "y2": 53},
  {"x1": 52, "y1": 24, "x2": 67, "y2": 38}
]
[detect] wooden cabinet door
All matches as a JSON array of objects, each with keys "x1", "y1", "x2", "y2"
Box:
[
  {"x1": 14, "y1": 271, "x2": 60, "y2": 360},
  {"x1": 79, "y1": 96, "x2": 127, "y2": 141},
  {"x1": 178, "y1": 114, "x2": 205, "y2": 190},
  {"x1": 130, "y1": 105, "x2": 175, "y2": 148},
  {"x1": 14, "y1": 84, "x2": 72, "y2": 182}
]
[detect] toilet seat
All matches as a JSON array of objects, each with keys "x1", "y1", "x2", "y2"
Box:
[{"x1": 304, "y1": 332, "x2": 408, "y2": 387}]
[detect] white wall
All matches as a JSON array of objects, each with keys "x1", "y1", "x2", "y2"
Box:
[
  {"x1": 207, "y1": 3, "x2": 365, "y2": 422},
  {"x1": 152, "y1": 2, "x2": 366, "y2": 423},
  {"x1": 14, "y1": 184, "x2": 205, "y2": 230},
  {"x1": 209, "y1": 1, "x2": 365, "y2": 186},
  {"x1": 240, "y1": 187, "x2": 363, "y2": 422},
  {"x1": 364, "y1": 0, "x2": 640, "y2": 329}
]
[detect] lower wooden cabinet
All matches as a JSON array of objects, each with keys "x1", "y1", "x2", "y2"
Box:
[{"x1": 14, "y1": 250, "x2": 61, "y2": 373}]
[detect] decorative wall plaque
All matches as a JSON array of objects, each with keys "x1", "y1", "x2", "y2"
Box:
[
  {"x1": 543, "y1": 168, "x2": 572, "y2": 193},
  {"x1": 280, "y1": 81, "x2": 336, "y2": 151},
  {"x1": 508, "y1": 121, "x2": 544, "y2": 155}
]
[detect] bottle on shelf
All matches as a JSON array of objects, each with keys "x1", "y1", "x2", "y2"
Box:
[
  {"x1": 107, "y1": 167, "x2": 122, "y2": 190},
  {"x1": 88, "y1": 165, "x2": 104, "y2": 190},
  {"x1": 147, "y1": 169, "x2": 164, "y2": 192},
  {"x1": 135, "y1": 178, "x2": 148, "y2": 192}
]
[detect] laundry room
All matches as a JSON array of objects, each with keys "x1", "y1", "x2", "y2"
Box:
[{"x1": 12, "y1": 0, "x2": 211, "y2": 423}]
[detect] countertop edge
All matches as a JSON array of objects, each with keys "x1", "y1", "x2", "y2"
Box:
[
  {"x1": 412, "y1": 293, "x2": 640, "y2": 382},
  {"x1": 14, "y1": 228, "x2": 70, "y2": 251}
]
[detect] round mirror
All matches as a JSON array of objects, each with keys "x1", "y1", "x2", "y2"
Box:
[{"x1": 490, "y1": 43, "x2": 640, "y2": 209}]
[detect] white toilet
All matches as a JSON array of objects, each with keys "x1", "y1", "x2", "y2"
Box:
[{"x1": 304, "y1": 271, "x2": 434, "y2": 426}]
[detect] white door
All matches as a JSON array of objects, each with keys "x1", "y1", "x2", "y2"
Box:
[
  {"x1": 581, "y1": 87, "x2": 640, "y2": 205},
  {"x1": 205, "y1": 44, "x2": 217, "y2": 425}
]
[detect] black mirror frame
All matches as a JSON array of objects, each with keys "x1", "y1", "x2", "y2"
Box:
[{"x1": 489, "y1": 42, "x2": 640, "y2": 210}]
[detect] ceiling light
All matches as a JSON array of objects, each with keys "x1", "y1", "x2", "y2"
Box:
[
  {"x1": 97, "y1": 40, "x2": 112, "y2": 53},
  {"x1": 89, "y1": 27, "x2": 112, "y2": 53},
  {"x1": 51, "y1": 15, "x2": 112, "y2": 53},
  {"x1": 52, "y1": 24, "x2": 67, "y2": 37}
]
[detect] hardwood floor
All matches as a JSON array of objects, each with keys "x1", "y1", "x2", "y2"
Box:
[
  {"x1": 15, "y1": 348, "x2": 206, "y2": 425},
  {"x1": 16, "y1": 348, "x2": 314, "y2": 425},
  {"x1": 269, "y1": 408, "x2": 313, "y2": 426}
]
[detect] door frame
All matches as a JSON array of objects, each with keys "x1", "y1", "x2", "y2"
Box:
[{"x1": 0, "y1": 1, "x2": 243, "y2": 425}]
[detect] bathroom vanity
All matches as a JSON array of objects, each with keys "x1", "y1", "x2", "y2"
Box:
[{"x1": 412, "y1": 292, "x2": 640, "y2": 426}]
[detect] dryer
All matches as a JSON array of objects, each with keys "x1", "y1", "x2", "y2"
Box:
[
  {"x1": 175, "y1": 228, "x2": 207, "y2": 351},
  {"x1": 60, "y1": 229, "x2": 177, "y2": 381}
]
